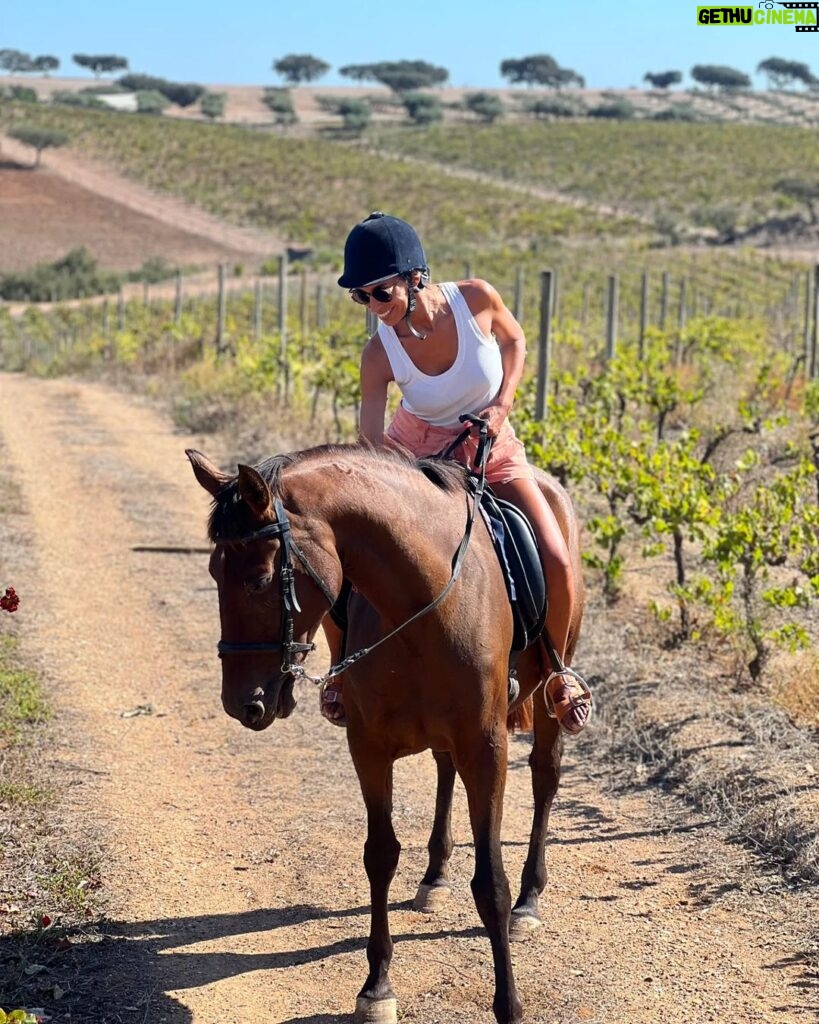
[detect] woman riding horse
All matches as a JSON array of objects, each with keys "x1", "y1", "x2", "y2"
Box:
[
  {"x1": 323, "y1": 211, "x2": 591, "y2": 733},
  {"x1": 188, "y1": 438, "x2": 585, "y2": 1024}
]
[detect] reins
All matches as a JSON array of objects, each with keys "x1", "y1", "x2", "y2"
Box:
[
  {"x1": 214, "y1": 416, "x2": 492, "y2": 689},
  {"x1": 308, "y1": 415, "x2": 492, "y2": 685}
]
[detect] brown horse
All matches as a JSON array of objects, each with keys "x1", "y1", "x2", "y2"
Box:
[{"x1": 187, "y1": 443, "x2": 584, "y2": 1024}]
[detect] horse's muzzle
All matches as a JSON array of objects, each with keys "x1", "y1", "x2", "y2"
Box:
[
  {"x1": 235, "y1": 678, "x2": 295, "y2": 730},
  {"x1": 243, "y1": 698, "x2": 267, "y2": 728}
]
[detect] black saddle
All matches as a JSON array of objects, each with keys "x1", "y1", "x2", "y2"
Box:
[{"x1": 473, "y1": 483, "x2": 547, "y2": 653}]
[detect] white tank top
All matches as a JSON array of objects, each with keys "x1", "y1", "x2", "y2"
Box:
[{"x1": 377, "y1": 282, "x2": 503, "y2": 428}]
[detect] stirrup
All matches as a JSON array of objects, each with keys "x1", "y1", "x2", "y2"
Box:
[
  {"x1": 508, "y1": 671, "x2": 520, "y2": 704},
  {"x1": 544, "y1": 667, "x2": 592, "y2": 727}
]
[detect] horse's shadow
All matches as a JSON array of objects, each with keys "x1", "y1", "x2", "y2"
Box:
[{"x1": 1, "y1": 901, "x2": 484, "y2": 1023}]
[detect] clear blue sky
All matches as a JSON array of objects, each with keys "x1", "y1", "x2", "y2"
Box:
[{"x1": 5, "y1": 0, "x2": 819, "y2": 88}]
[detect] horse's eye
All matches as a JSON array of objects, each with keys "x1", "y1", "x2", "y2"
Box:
[{"x1": 245, "y1": 574, "x2": 274, "y2": 595}]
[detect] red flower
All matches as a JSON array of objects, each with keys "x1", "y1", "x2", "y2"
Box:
[{"x1": 1, "y1": 587, "x2": 20, "y2": 613}]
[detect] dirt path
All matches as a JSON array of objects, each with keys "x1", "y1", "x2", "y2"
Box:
[{"x1": 0, "y1": 373, "x2": 815, "y2": 1024}]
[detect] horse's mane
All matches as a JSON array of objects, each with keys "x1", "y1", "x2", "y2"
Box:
[{"x1": 207, "y1": 444, "x2": 469, "y2": 543}]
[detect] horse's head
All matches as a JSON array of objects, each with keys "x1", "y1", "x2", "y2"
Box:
[{"x1": 187, "y1": 449, "x2": 342, "y2": 731}]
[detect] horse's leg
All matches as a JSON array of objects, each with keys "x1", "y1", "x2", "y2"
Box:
[
  {"x1": 349, "y1": 741, "x2": 401, "y2": 1024},
  {"x1": 413, "y1": 750, "x2": 456, "y2": 912},
  {"x1": 511, "y1": 693, "x2": 563, "y2": 939},
  {"x1": 457, "y1": 731, "x2": 523, "y2": 1024}
]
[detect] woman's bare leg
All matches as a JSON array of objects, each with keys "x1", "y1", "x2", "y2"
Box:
[{"x1": 490, "y1": 477, "x2": 590, "y2": 733}]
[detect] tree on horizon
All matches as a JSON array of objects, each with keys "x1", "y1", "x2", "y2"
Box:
[
  {"x1": 340, "y1": 61, "x2": 449, "y2": 93},
  {"x1": 73, "y1": 53, "x2": 129, "y2": 77},
  {"x1": 0, "y1": 49, "x2": 33, "y2": 74},
  {"x1": 500, "y1": 54, "x2": 584, "y2": 89},
  {"x1": 691, "y1": 64, "x2": 751, "y2": 91},
  {"x1": 273, "y1": 54, "x2": 330, "y2": 85},
  {"x1": 644, "y1": 70, "x2": 682, "y2": 89},
  {"x1": 32, "y1": 55, "x2": 60, "y2": 75},
  {"x1": 757, "y1": 57, "x2": 814, "y2": 90}
]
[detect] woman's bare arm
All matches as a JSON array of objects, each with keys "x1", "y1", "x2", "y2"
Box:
[{"x1": 358, "y1": 335, "x2": 393, "y2": 445}]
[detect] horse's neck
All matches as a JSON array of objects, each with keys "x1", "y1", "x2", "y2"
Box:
[{"x1": 292, "y1": 458, "x2": 463, "y2": 617}]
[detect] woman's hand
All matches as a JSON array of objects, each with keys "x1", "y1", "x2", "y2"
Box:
[{"x1": 476, "y1": 402, "x2": 510, "y2": 438}]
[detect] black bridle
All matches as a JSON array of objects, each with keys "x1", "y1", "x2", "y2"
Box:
[
  {"x1": 215, "y1": 497, "x2": 336, "y2": 673},
  {"x1": 213, "y1": 416, "x2": 491, "y2": 685}
]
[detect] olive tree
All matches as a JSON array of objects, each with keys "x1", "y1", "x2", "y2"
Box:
[
  {"x1": 200, "y1": 91, "x2": 226, "y2": 120},
  {"x1": 402, "y1": 92, "x2": 442, "y2": 124},
  {"x1": 262, "y1": 87, "x2": 297, "y2": 124},
  {"x1": 8, "y1": 126, "x2": 69, "y2": 167},
  {"x1": 136, "y1": 90, "x2": 169, "y2": 115},
  {"x1": 337, "y1": 98, "x2": 371, "y2": 132},
  {"x1": 464, "y1": 92, "x2": 504, "y2": 122}
]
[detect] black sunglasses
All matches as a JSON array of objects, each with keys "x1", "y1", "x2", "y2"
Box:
[{"x1": 349, "y1": 281, "x2": 399, "y2": 306}]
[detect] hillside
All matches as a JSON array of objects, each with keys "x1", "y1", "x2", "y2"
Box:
[
  {"x1": 0, "y1": 82, "x2": 815, "y2": 289},
  {"x1": 14, "y1": 75, "x2": 819, "y2": 128}
]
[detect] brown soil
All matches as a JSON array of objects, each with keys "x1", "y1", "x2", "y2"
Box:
[
  {"x1": 0, "y1": 136, "x2": 281, "y2": 273},
  {"x1": 0, "y1": 159, "x2": 246, "y2": 273},
  {"x1": 0, "y1": 372, "x2": 816, "y2": 1023}
]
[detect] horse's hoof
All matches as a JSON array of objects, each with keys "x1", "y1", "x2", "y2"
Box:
[
  {"x1": 354, "y1": 996, "x2": 398, "y2": 1023},
  {"x1": 509, "y1": 910, "x2": 543, "y2": 941},
  {"x1": 413, "y1": 882, "x2": 452, "y2": 913}
]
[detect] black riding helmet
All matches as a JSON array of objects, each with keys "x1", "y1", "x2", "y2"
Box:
[
  {"x1": 338, "y1": 212, "x2": 428, "y2": 288},
  {"x1": 338, "y1": 212, "x2": 431, "y2": 338}
]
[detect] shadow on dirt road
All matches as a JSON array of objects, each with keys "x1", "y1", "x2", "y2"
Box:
[{"x1": 2, "y1": 902, "x2": 485, "y2": 1022}]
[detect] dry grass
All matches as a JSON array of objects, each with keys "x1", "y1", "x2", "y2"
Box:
[
  {"x1": 771, "y1": 648, "x2": 819, "y2": 729},
  {"x1": 0, "y1": 466, "x2": 105, "y2": 1015},
  {"x1": 580, "y1": 597, "x2": 819, "y2": 885}
]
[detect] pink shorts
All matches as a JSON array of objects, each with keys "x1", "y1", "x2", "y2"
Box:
[{"x1": 385, "y1": 405, "x2": 534, "y2": 485}]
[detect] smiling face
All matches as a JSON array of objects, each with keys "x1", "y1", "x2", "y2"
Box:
[{"x1": 349, "y1": 273, "x2": 419, "y2": 326}]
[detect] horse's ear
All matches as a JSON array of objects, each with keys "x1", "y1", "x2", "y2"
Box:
[
  {"x1": 237, "y1": 464, "x2": 273, "y2": 520},
  {"x1": 187, "y1": 449, "x2": 231, "y2": 497}
]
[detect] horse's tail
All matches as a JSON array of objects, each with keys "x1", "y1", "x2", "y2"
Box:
[{"x1": 507, "y1": 696, "x2": 534, "y2": 734}]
